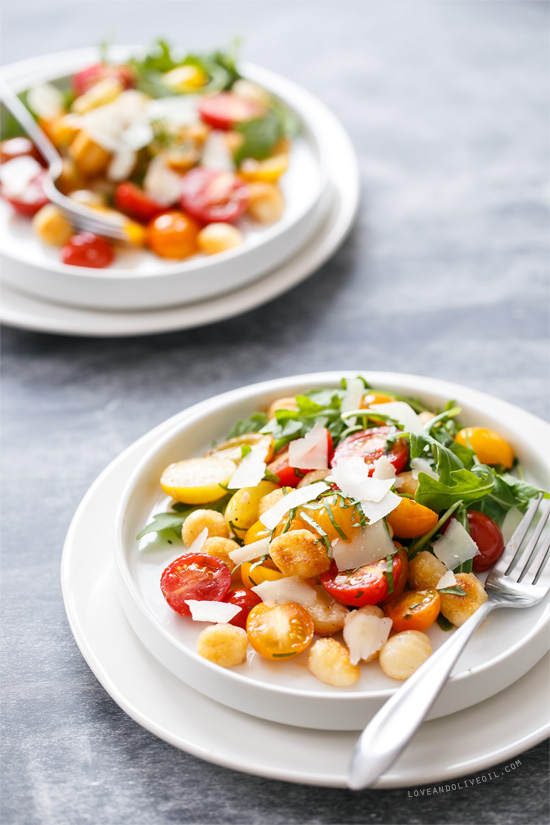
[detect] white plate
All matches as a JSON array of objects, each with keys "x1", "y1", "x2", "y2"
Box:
[
  {"x1": 61, "y1": 392, "x2": 550, "y2": 788},
  {"x1": 0, "y1": 48, "x2": 337, "y2": 310},
  {"x1": 0, "y1": 155, "x2": 356, "y2": 336},
  {"x1": 114, "y1": 372, "x2": 550, "y2": 730}
]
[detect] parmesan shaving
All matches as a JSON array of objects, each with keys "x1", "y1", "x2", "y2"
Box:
[
  {"x1": 201, "y1": 131, "x2": 235, "y2": 171},
  {"x1": 0, "y1": 156, "x2": 42, "y2": 197},
  {"x1": 251, "y1": 576, "x2": 317, "y2": 607},
  {"x1": 410, "y1": 457, "x2": 439, "y2": 481},
  {"x1": 369, "y1": 401, "x2": 424, "y2": 435},
  {"x1": 372, "y1": 455, "x2": 397, "y2": 481},
  {"x1": 227, "y1": 443, "x2": 269, "y2": 489},
  {"x1": 359, "y1": 491, "x2": 401, "y2": 524},
  {"x1": 436, "y1": 570, "x2": 457, "y2": 590},
  {"x1": 332, "y1": 521, "x2": 395, "y2": 571},
  {"x1": 329, "y1": 456, "x2": 395, "y2": 502},
  {"x1": 432, "y1": 520, "x2": 479, "y2": 570},
  {"x1": 187, "y1": 527, "x2": 208, "y2": 553},
  {"x1": 288, "y1": 422, "x2": 329, "y2": 470},
  {"x1": 186, "y1": 600, "x2": 241, "y2": 623},
  {"x1": 259, "y1": 482, "x2": 329, "y2": 530},
  {"x1": 341, "y1": 378, "x2": 365, "y2": 424},
  {"x1": 27, "y1": 83, "x2": 64, "y2": 120},
  {"x1": 228, "y1": 537, "x2": 271, "y2": 565},
  {"x1": 143, "y1": 156, "x2": 182, "y2": 206},
  {"x1": 343, "y1": 611, "x2": 393, "y2": 666}
]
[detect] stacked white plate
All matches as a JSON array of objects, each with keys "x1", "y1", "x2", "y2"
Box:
[{"x1": 0, "y1": 49, "x2": 359, "y2": 336}]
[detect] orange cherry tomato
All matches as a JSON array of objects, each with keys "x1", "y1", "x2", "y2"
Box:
[
  {"x1": 244, "y1": 520, "x2": 272, "y2": 545},
  {"x1": 240, "y1": 559, "x2": 284, "y2": 588},
  {"x1": 360, "y1": 392, "x2": 394, "y2": 408},
  {"x1": 146, "y1": 211, "x2": 199, "y2": 259},
  {"x1": 386, "y1": 498, "x2": 439, "y2": 538},
  {"x1": 246, "y1": 602, "x2": 314, "y2": 660},
  {"x1": 455, "y1": 427, "x2": 514, "y2": 469},
  {"x1": 384, "y1": 589, "x2": 441, "y2": 632}
]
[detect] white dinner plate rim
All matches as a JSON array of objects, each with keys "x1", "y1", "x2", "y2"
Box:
[
  {"x1": 60, "y1": 384, "x2": 550, "y2": 788},
  {"x1": 114, "y1": 371, "x2": 550, "y2": 705}
]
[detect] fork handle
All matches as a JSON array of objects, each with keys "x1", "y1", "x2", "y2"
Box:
[
  {"x1": 348, "y1": 599, "x2": 494, "y2": 790},
  {"x1": 0, "y1": 77, "x2": 61, "y2": 169}
]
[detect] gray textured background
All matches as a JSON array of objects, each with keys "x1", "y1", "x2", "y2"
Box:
[{"x1": 1, "y1": 1, "x2": 549, "y2": 823}]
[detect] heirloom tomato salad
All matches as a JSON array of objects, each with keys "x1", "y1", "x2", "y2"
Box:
[
  {"x1": 0, "y1": 40, "x2": 298, "y2": 267},
  {"x1": 138, "y1": 379, "x2": 547, "y2": 686}
]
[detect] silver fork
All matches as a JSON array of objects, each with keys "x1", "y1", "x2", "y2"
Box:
[
  {"x1": 348, "y1": 493, "x2": 550, "y2": 790},
  {"x1": 0, "y1": 77, "x2": 132, "y2": 242}
]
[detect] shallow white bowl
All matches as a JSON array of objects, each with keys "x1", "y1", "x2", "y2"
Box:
[
  {"x1": 115, "y1": 372, "x2": 550, "y2": 730},
  {"x1": 0, "y1": 48, "x2": 334, "y2": 310}
]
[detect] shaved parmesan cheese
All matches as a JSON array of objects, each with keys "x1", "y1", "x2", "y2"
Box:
[
  {"x1": 147, "y1": 95, "x2": 199, "y2": 127},
  {"x1": 201, "y1": 131, "x2": 234, "y2": 171},
  {"x1": 27, "y1": 83, "x2": 64, "y2": 120},
  {"x1": 186, "y1": 600, "x2": 241, "y2": 623},
  {"x1": 410, "y1": 457, "x2": 439, "y2": 481},
  {"x1": 228, "y1": 537, "x2": 270, "y2": 565},
  {"x1": 107, "y1": 149, "x2": 136, "y2": 181},
  {"x1": 288, "y1": 422, "x2": 329, "y2": 470},
  {"x1": 432, "y1": 520, "x2": 479, "y2": 570},
  {"x1": 372, "y1": 455, "x2": 397, "y2": 481},
  {"x1": 143, "y1": 156, "x2": 182, "y2": 206},
  {"x1": 360, "y1": 491, "x2": 401, "y2": 524},
  {"x1": 227, "y1": 443, "x2": 269, "y2": 489},
  {"x1": 80, "y1": 90, "x2": 151, "y2": 153},
  {"x1": 187, "y1": 527, "x2": 208, "y2": 553},
  {"x1": 0, "y1": 156, "x2": 42, "y2": 197},
  {"x1": 332, "y1": 520, "x2": 395, "y2": 571},
  {"x1": 329, "y1": 456, "x2": 394, "y2": 502},
  {"x1": 369, "y1": 401, "x2": 424, "y2": 435},
  {"x1": 341, "y1": 378, "x2": 365, "y2": 423},
  {"x1": 436, "y1": 570, "x2": 457, "y2": 590},
  {"x1": 251, "y1": 575, "x2": 317, "y2": 607},
  {"x1": 343, "y1": 611, "x2": 393, "y2": 665},
  {"x1": 259, "y1": 481, "x2": 329, "y2": 530}
]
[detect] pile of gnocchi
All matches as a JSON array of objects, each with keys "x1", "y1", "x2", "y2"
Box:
[{"x1": 139, "y1": 379, "x2": 543, "y2": 687}]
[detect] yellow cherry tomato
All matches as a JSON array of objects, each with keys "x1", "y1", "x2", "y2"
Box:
[
  {"x1": 224, "y1": 480, "x2": 280, "y2": 538},
  {"x1": 205, "y1": 433, "x2": 275, "y2": 464},
  {"x1": 384, "y1": 589, "x2": 441, "y2": 632},
  {"x1": 239, "y1": 153, "x2": 289, "y2": 183},
  {"x1": 160, "y1": 457, "x2": 236, "y2": 504},
  {"x1": 163, "y1": 65, "x2": 208, "y2": 91},
  {"x1": 360, "y1": 392, "x2": 394, "y2": 408},
  {"x1": 146, "y1": 211, "x2": 199, "y2": 260},
  {"x1": 273, "y1": 492, "x2": 358, "y2": 543},
  {"x1": 387, "y1": 498, "x2": 439, "y2": 539},
  {"x1": 246, "y1": 602, "x2": 314, "y2": 660},
  {"x1": 455, "y1": 427, "x2": 514, "y2": 469},
  {"x1": 244, "y1": 520, "x2": 272, "y2": 545},
  {"x1": 240, "y1": 560, "x2": 284, "y2": 588}
]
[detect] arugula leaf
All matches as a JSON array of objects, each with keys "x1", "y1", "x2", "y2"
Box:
[
  {"x1": 226, "y1": 411, "x2": 268, "y2": 439},
  {"x1": 137, "y1": 496, "x2": 231, "y2": 542},
  {"x1": 409, "y1": 433, "x2": 470, "y2": 485},
  {"x1": 234, "y1": 111, "x2": 282, "y2": 164},
  {"x1": 415, "y1": 466, "x2": 495, "y2": 512},
  {"x1": 470, "y1": 468, "x2": 548, "y2": 521}
]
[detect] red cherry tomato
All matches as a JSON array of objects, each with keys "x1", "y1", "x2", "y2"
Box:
[
  {"x1": 442, "y1": 511, "x2": 504, "y2": 573},
  {"x1": 198, "y1": 92, "x2": 265, "y2": 130},
  {"x1": 180, "y1": 168, "x2": 249, "y2": 224},
  {"x1": 0, "y1": 137, "x2": 44, "y2": 165},
  {"x1": 1, "y1": 168, "x2": 49, "y2": 216},
  {"x1": 320, "y1": 554, "x2": 403, "y2": 607},
  {"x1": 73, "y1": 63, "x2": 134, "y2": 96},
  {"x1": 60, "y1": 232, "x2": 114, "y2": 268},
  {"x1": 330, "y1": 426, "x2": 409, "y2": 476},
  {"x1": 224, "y1": 588, "x2": 262, "y2": 629},
  {"x1": 160, "y1": 552, "x2": 232, "y2": 617},
  {"x1": 115, "y1": 182, "x2": 164, "y2": 223},
  {"x1": 267, "y1": 430, "x2": 334, "y2": 488}
]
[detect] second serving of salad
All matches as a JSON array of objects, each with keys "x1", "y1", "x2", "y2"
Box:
[
  {"x1": 138, "y1": 378, "x2": 547, "y2": 687},
  {"x1": 0, "y1": 39, "x2": 298, "y2": 268}
]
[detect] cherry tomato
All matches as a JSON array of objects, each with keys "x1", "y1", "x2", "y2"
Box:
[
  {"x1": 384, "y1": 588, "x2": 441, "y2": 632},
  {"x1": 379, "y1": 547, "x2": 408, "y2": 605},
  {"x1": 160, "y1": 552, "x2": 232, "y2": 616},
  {"x1": 1, "y1": 168, "x2": 49, "y2": 216},
  {"x1": 320, "y1": 554, "x2": 403, "y2": 607},
  {"x1": 146, "y1": 211, "x2": 199, "y2": 259},
  {"x1": 60, "y1": 232, "x2": 114, "y2": 268},
  {"x1": 330, "y1": 427, "x2": 409, "y2": 475},
  {"x1": 198, "y1": 92, "x2": 265, "y2": 130},
  {"x1": 387, "y1": 498, "x2": 439, "y2": 539},
  {"x1": 0, "y1": 137, "x2": 43, "y2": 165},
  {"x1": 246, "y1": 602, "x2": 314, "y2": 660},
  {"x1": 180, "y1": 168, "x2": 249, "y2": 224},
  {"x1": 114, "y1": 182, "x2": 164, "y2": 223},
  {"x1": 224, "y1": 588, "x2": 262, "y2": 629},
  {"x1": 240, "y1": 559, "x2": 285, "y2": 589},
  {"x1": 442, "y1": 511, "x2": 504, "y2": 573},
  {"x1": 267, "y1": 430, "x2": 333, "y2": 488},
  {"x1": 73, "y1": 63, "x2": 134, "y2": 96}
]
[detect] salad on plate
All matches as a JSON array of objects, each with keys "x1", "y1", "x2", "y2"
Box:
[
  {"x1": 0, "y1": 39, "x2": 298, "y2": 268},
  {"x1": 138, "y1": 378, "x2": 548, "y2": 686}
]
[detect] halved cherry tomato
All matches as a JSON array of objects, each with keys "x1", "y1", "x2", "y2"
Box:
[
  {"x1": 379, "y1": 546, "x2": 408, "y2": 605},
  {"x1": 72, "y1": 63, "x2": 134, "y2": 96},
  {"x1": 320, "y1": 554, "x2": 403, "y2": 607},
  {"x1": 267, "y1": 430, "x2": 333, "y2": 488},
  {"x1": 224, "y1": 588, "x2": 262, "y2": 629},
  {"x1": 60, "y1": 232, "x2": 114, "y2": 268},
  {"x1": 246, "y1": 602, "x2": 314, "y2": 660},
  {"x1": 360, "y1": 392, "x2": 394, "y2": 408},
  {"x1": 442, "y1": 510, "x2": 504, "y2": 573},
  {"x1": 146, "y1": 211, "x2": 199, "y2": 259},
  {"x1": 455, "y1": 427, "x2": 514, "y2": 469},
  {"x1": 180, "y1": 168, "x2": 249, "y2": 224},
  {"x1": 240, "y1": 559, "x2": 284, "y2": 589},
  {"x1": 0, "y1": 137, "x2": 44, "y2": 165},
  {"x1": 2, "y1": 168, "x2": 49, "y2": 216},
  {"x1": 330, "y1": 426, "x2": 409, "y2": 475},
  {"x1": 198, "y1": 92, "x2": 265, "y2": 130},
  {"x1": 115, "y1": 182, "x2": 164, "y2": 223},
  {"x1": 384, "y1": 589, "x2": 441, "y2": 632},
  {"x1": 386, "y1": 498, "x2": 439, "y2": 539},
  {"x1": 160, "y1": 552, "x2": 232, "y2": 616},
  {"x1": 205, "y1": 433, "x2": 275, "y2": 465}
]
